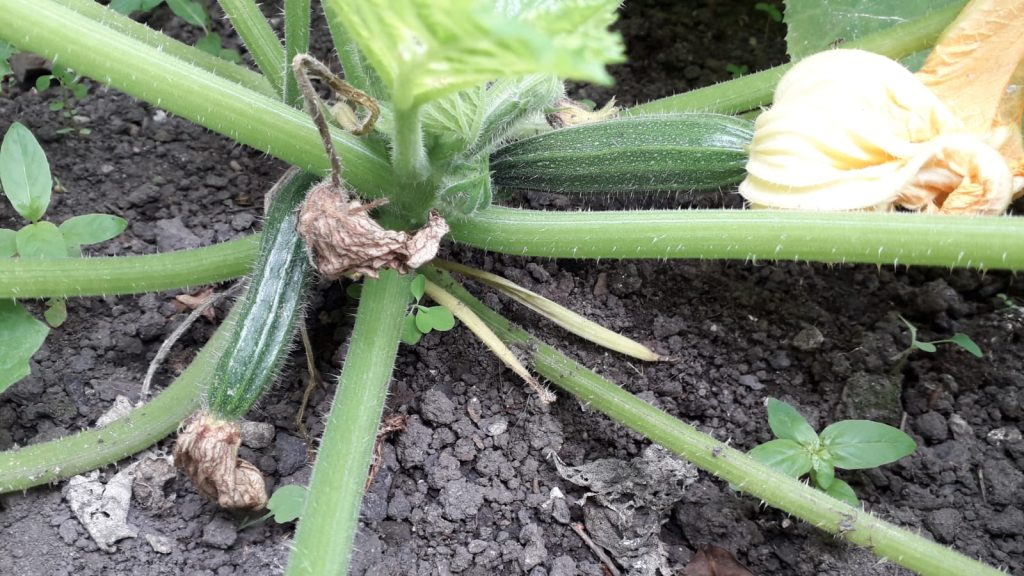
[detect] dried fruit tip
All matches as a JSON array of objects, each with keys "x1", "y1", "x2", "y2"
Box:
[{"x1": 173, "y1": 411, "x2": 268, "y2": 510}]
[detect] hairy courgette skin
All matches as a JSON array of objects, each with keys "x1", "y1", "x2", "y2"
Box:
[
  {"x1": 490, "y1": 113, "x2": 753, "y2": 193},
  {"x1": 206, "y1": 169, "x2": 318, "y2": 420}
]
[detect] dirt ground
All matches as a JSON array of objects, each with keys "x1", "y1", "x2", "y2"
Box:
[{"x1": 2, "y1": 1, "x2": 1023, "y2": 575}]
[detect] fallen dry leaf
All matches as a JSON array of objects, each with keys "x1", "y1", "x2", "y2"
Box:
[
  {"x1": 173, "y1": 287, "x2": 217, "y2": 322},
  {"x1": 173, "y1": 411, "x2": 267, "y2": 510},
  {"x1": 683, "y1": 545, "x2": 755, "y2": 576}
]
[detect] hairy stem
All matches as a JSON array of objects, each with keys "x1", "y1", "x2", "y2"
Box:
[
  {"x1": 0, "y1": 303, "x2": 240, "y2": 493},
  {"x1": 218, "y1": 0, "x2": 285, "y2": 94},
  {"x1": 425, "y1": 268, "x2": 1003, "y2": 576},
  {"x1": 392, "y1": 104, "x2": 430, "y2": 183},
  {"x1": 285, "y1": 270, "x2": 410, "y2": 576},
  {"x1": 0, "y1": 0, "x2": 395, "y2": 197},
  {"x1": 449, "y1": 206, "x2": 1024, "y2": 271},
  {"x1": 625, "y1": 2, "x2": 966, "y2": 115},
  {"x1": 0, "y1": 236, "x2": 258, "y2": 298},
  {"x1": 283, "y1": 0, "x2": 311, "y2": 106},
  {"x1": 55, "y1": 0, "x2": 273, "y2": 96}
]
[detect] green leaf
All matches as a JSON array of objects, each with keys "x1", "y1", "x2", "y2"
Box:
[
  {"x1": 766, "y1": 398, "x2": 819, "y2": 446},
  {"x1": 218, "y1": 49, "x2": 243, "y2": 64},
  {"x1": 71, "y1": 83, "x2": 89, "y2": 102},
  {"x1": 44, "y1": 297, "x2": 67, "y2": 327},
  {"x1": 0, "y1": 122, "x2": 52, "y2": 222},
  {"x1": 783, "y1": 0, "x2": 960, "y2": 61},
  {"x1": 416, "y1": 305, "x2": 456, "y2": 333},
  {"x1": 48, "y1": 100, "x2": 65, "y2": 112},
  {"x1": 324, "y1": 0, "x2": 624, "y2": 108},
  {"x1": 109, "y1": 0, "x2": 144, "y2": 15},
  {"x1": 0, "y1": 299, "x2": 49, "y2": 395},
  {"x1": 0, "y1": 228, "x2": 15, "y2": 257},
  {"x1": 913, "y1": 341, "x2": 937, "y2": 353},
  {"x1": 267, "y1": 484, "x2": 307, "y2": 523},
  {"x1": 819, "y1": 420, "x2": 916, "y2": 470},
  {"x1": 949, "y1": 333, "x2": 982, "y2": 358},
  {"x1": 142, "y1": 0, "x2": 165, "y2": 9},
  {"x1": 346, "y1": 283, "x2": 363, "y2": 300},
  {"x1": 748, "y1": 439, "x2": 812, "y2": 479},
  {"x1": 194, "y1": 33, "x2": 222, "y2": 57},
  {"x1": 812, "y1": 458, "x2": 835, "y2": 490},
  {"x1": 401, "y1": 313, "x2": 423, "y2": 345},
  {"x1": 35, "y1": 75, "x2": 53, "y2": 92},
  {"x1": 410, "y1": 274, "x2": 426, "y2": 301},
  {"x1": 0, "y1": 40, "x2": 15, "y2": 77},
  {"x1": 16, "y1": 222, "x2": 66, "y2": 259},
  {"x1": 59, "y1": 213, "x2": 127, "y2": 249},
  {"x1": 754, "y1": 2, "x2": 783, "y2": 23},
  {"x1": 166, "y1": 0, "x2": 208, "y2": 28},
  {"x1": 824, "y1": 477, "x2": 860, "y2": 507}
]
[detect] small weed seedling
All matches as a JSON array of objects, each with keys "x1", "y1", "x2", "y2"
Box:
[
  {"x1": 0, "y1": 122, "x2": 126, "y2": 392},
  {"x1": 748, "y1": 398, "x2": 916, "y2": 507},
  {"x1": 725, "y1": 63, "x2": 749, "y2": 78},
  {"x1": 0, "y1": 40, "x2": 14, "y2": 95},
  {"x1": 33, "y1": 64, "x2": 91, "y2": 135},
  {"x1": 896, "y1": 315, "x2": 983, "y2": 361},
  {"x1": 401, "y1": 274, "x2": 457, "y2": 345},
  {"x1": 240, "y1": 484, "x2": 307, "y2": 529},
  {"x1": 110, "y1": 0, "x2": 240, "y2": 64},
  {"x1": 754, "y1": 2, "x2": 784, "y2": 23}
]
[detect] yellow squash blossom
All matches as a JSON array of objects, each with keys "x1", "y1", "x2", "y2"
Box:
[{"x1": 739, "y1": 0, "x2": 1024, "y2": 214}]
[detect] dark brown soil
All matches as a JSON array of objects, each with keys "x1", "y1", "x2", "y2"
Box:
[{"x1": 2, "y1": 1, "x2": 1023, "y2": 575}]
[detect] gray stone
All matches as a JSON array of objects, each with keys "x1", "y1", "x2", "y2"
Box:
[
  {"x1": 155, "y1": 217, "x2": 202, "y2": 251},
  {"x1": 549, "y1": 555, "x2": 577, "y2": 576},
  {"x1": 982, "y1": 458, "x2": 1023, "y2": 505},
  {"x1": 239, "y1": 421, "x2": 275, "y2": 449},
  {"x1": 439, "y1": 479, "x2": 484, "y2": 521},
  {"x1": 916, "y1": 412, "x2": 949, "y2": 443},
  {"x1": 274, "y1": 433, "x2": 308, "y2": 476},
  {"x1": 420, "y1": 389, "x2": 457, "y2": 425},
  {"x1": 201, "y1": 516, "x2": 237, "y2": 549},
  {"x1": 924, "y1": 508, "x2": 962, "y2": 543},
  {"x1": 986, "y1": 506, "x2": 1024, "y2": 536}
]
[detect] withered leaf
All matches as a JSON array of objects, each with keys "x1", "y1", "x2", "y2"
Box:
[{"x1": 683, "y1": 545, "x2": 755, "y2": 576}]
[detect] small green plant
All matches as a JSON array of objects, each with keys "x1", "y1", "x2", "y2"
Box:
[
  {"x1": 240, "y1": 484, "x2": 307, "y2": 528},
  {"x1": 754, "y1": 2, "x2": 783, "y2": 23},
  {"x1": 34, "y1": 64, "x2": 91, "y2": 135},
  {"x1": 0, "y1": 121, "x2": 126, "y2": 392},
  {"x1": 401, "y1": 274, "x2": 456, "y2": 345},
  {"x1": 897, "y1": 315, "x2": 983, "y2": 359},
  {"x1": 748, "y1": 398, "x2": 917, "y2": 507},
  {"x1": 0, "y1": 40, "x2": 14, "y2": 95},
  {"x1": 725, "y1": 63, "x2": 749, "y2": 78},
  {"x1": 111, "y1": 0, "x2": 240, "y2": 63}
]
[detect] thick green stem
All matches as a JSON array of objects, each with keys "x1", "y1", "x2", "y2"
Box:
[
  {"x1": 218, "y1": 0, "x2": 285, "y2": 94},
  {"x1": 55, "y1": 0, "x2": 274, "y2": 97},
  {"x1": 425, "y1": 268, "x2": 1003, "y2": 576},
  {"x1": 285, "y1": 270, "x2": 410, "y2": 576},
  {"x1": 449, "y1": 206, "x2": 1024, "y2": 271},
  {"x1": 392, "y1": 104, "x2": 430, "y2": 183},
  {"x1": 320, "y1": 0, "x2": 388, "y2": 101},
  {"x1": 625, "y1": 2, "x2": 966, "y2": 115},
  {"x1": 0, "y1": 0, "x2": 395, "y2": 198},
  {"x1": 0, "y1": 303, "x2": 240, "y2": 493},
  {"x1": 0, "y1": 236, "x2": 258, "y2": 298},
  {"x1": 283, "y1": 0, "x2": 310, "y2": 106}
]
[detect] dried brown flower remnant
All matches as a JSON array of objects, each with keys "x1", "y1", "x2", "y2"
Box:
[
  {"x1": 173, "y1": 411, "x2": 267, "y2": 510},
  {"x1": 546, "y1": 97, "x2": 618, "y2": 128},
  {"x1": 297, "y1": 181, "x2": 449, "y2": 280}
]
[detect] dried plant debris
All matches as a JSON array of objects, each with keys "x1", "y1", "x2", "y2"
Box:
[
  {"x1": 552, "y1": 445, "x2": 699, "y2": 576},
  {"x1": 173, "y1": 411, "x2": 268, "y2": 510},
  {"x1": 297, "y1": 181, "x2": 448, "y2": 279},
  {"x1": 682, "y1": 545, "x2": 756, "y2": 576},
  {"x1": 64, "y1": 467, "x2": 139, "y2": 552},
  {"x1": 132, "y1": 454, "x2": 177, "y2": 512}
]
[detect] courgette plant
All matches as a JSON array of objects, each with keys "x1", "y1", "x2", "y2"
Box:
[{"x1": 0, "y1": 1, "x2": 1020, "y2": 575}]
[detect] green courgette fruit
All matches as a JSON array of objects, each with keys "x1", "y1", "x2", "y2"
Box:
[
  {"x1": 206, "y1": 168, "x2": 318, "y2": 420},
  {"x1": 490, "y1": 113, "x2": 753, "y2": 193}
]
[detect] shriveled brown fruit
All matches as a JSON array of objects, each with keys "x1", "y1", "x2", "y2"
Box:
[
  {"x1": 297, "y1": 181, "x2": 449, "y2": 280},
  {"x1": 683, "y1": 545, "x2": 756, "y2": 576},
  {"x1": 173, "y1": 411, "x2": 268, "y2": 510}
]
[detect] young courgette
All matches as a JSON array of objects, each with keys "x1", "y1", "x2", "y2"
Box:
[
  {"x1": 175, "y1": 167, "x2": 318, "y2": 510},
  {"x1": 490, "y1": 113, "x2": 753, "y2": 193}
]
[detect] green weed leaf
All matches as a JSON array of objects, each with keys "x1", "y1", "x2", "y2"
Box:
[
  {"x1": 416, "y1": 305, "x2": 456, "y2": 333},
  {"x1": 109, "y1": 0, "x2": 143, "y2": 14},
  {"x1": 166, "y1": 0, "x2": 208, "y2": 28},
  {"x1": 812, "y1": 458, "x2": 835, "y2": 490},
  {"x1": 0, "y1": 299, "x2": 49, "y2": 395},
  {"x1": 0, "y1": 228, "x2": 15, "y2": 257},
  {"x1": 324, "y1": 0, "x2": 624, "y2": 108},
  {"x1": 819, "y1": 420, "x2": 916, "y2": 470},
  {"x1": 410, "y1": 274, "x2": 426, "y2": 301},
  {"x1": 59, "y1": 213, "x2": 127, "y2": 250},
  {"x1": 195, "y1": 33, "x2": 222, "y2": 57},
  {"x1": 824, "y1": 477, "x2": 859, "y2": 507},
  {"x1": 949, "y1": 333, "x2": 982, "y2": 358},
  {"x1": 766, "y1": 398, "x2": 819, "y2": 447},
  {"x1": 16, "y1": 222, "x2": 66, "y2": 259},
  {"x1": 0, "y1": 122, "x2": 52, "y2": 222},
  {"x1": 912, "y1": 341, "x2": 936, "y2": 353},
  {"x1": 267, "y1": 484, "x2": 307, "y2": 523},
  {"x1": 44, "y1": 297, "x2": 67, "y2": 327},
  {"x1": 748, "y1": 439, "x2": 812, "y2": 479},
  {"x1": 401, "y1": 313, "x2": 423, "y2": 345}
]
